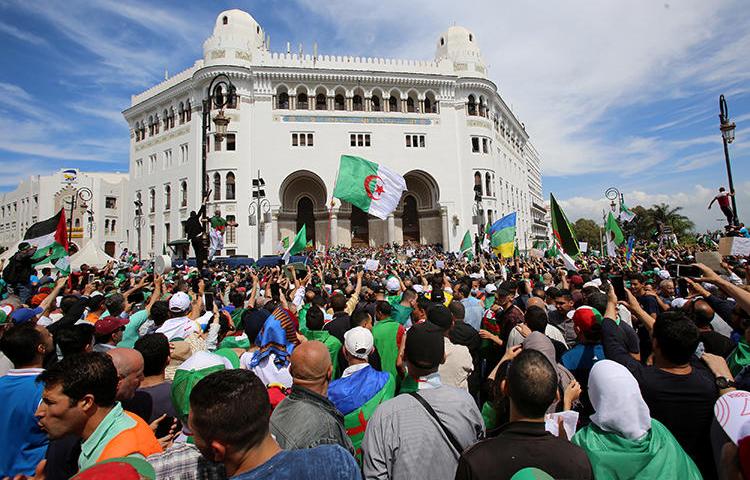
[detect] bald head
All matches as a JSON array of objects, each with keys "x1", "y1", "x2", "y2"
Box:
[
  {"x1": 527, "y1": 297, "x2": 546, "y2": 311},
  {"x1": 107, "y1": 348, "x2": 144, "y2": 401},
  {"x1": 290, "y1": 341, "x2": 332, "y2": 386},
  {"x1": 692, "y1": 299, "x2": 715, "y2": 327}
]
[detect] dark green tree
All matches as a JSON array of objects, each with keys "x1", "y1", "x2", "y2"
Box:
[{"x1": 573, "y1": 218, "x2": 602, "y2": 250}]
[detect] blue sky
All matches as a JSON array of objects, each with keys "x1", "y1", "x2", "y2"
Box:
[{"x1": 0, "y1": 0, "x2": 748, "y2": 231}]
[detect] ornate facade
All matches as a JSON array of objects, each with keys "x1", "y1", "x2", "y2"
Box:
[{"x1": 123, "y1": 9, "x2": 545, "y2": 258}]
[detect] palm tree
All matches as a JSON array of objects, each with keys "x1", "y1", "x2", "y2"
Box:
[{"x1": 649, "y1": 203, "x2": 695, "y2": 239}]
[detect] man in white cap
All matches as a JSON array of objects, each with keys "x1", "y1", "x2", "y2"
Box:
[
  {"x1": 155, "y1": 292, "x2": 200, "y2": 341},
  {"x1": 327, "y1": 327, "x2": 395, "y2": 460}
]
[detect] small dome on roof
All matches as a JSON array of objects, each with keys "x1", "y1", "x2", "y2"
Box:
[
  {"x1": 435, "y1": 26, "x2": 486, "y2": 76},
  {"x1": 203, "y1": 9, "x2": 265, "y2": 66},
  {"x1": 213, "y1": 9, "x2": 260, "y2": 33}
]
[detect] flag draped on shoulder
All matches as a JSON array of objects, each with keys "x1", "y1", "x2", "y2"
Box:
[
  {"x1": 490, "y1": 212, "x2": 516, "y2": 258},
  {"x1": 282, "y1": 225, "x2": 307, "y2": 263},
  {"x1": 460, "y1": 230, "x2": 474, "y2": 261},
  {"x1": 341, "y1": 371, "x2": 396, "y2": 464},
  {"x1": 24, "y1": 209, "x2": 70, "y2": 274},
  {"x1": 550, "y1": 194, "x2": 580, "y2": 257},
  {"x1": 333, "y1": 155, "x2": 406, "y2": 220},
  {"x1": 605, "y1": 212, "x2": 625, "y2": 258}
]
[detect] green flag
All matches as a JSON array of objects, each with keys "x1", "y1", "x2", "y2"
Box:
[
  {"x1": 550, "y1": 193, "x2": 580, "y2": 256},
  {"x1": 460, "y1": 230, "x2": 474, "y2": 261},
  {"x1": 344, "y1": 374, "x2": 396, "y2": 464},
  {"x1": 333, "y1": 155, "x2": 407, "y2": 220},
  {"x1": 605, "y1": 212, "x2": 624, "y2": 258},
  {"x1": 281, "y1": 236, "x2": 290, "y2": 249},
  {"x1": 282, "y1": 225, "x2": 307, "y2": 262}
]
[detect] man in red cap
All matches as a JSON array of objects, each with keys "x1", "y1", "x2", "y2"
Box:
[
  {"x1": 561, "y1": 306, "x2": 605, "y2": 387},
  {"x1": 93, "y1": 316, "x2": 129, "y2": 353}
]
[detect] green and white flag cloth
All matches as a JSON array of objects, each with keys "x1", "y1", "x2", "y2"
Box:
[
  {"x1": 460, "y1": 230, "x2": 474, "y2": 261},
  {"x1": 333, "y1": 155, "x2": 406, "y2": 220},
  {"x1": 24, "y1": 209, "x2": 70, "y2": 274},
  {"x1": 619, "y1": 199, "x2": 636, "y2": 222},
  {"x1": 282, "y1": 225, "x2": 307, "y2": 262},
  {"x1": 343, "y1": 373, "x2": 396, "y2": 464},
  {"x1": 606, "y1": 212, "x2": 625, "y2": 258}
]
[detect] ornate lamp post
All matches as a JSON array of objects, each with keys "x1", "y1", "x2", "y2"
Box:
[
  {"x1": 719, "y1": 94, "x2": 739, "y2": 225},
  {"x1": 248, "y1": 170, "x2": 270, "y2": 260},
  {"x1": 64, "y1": 187, "x2": 92, "y2": 246},
  {"x1": 201, "y1": 73, "x2": 237, "y2": 269},
  {"x1": 133, "y1": 200, "x2": 144, "y2": 260}
]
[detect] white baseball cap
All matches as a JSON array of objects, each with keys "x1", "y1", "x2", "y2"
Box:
[
  {"x1": 386, "y1": 277, "x2": 400, "y2": 292},
  {"x1": 485, "y1": 284, "x2": 497, "y2": 294},
  {"x1": 169, "y1": 291, "x2": 191, "y2": 312},
  {"x1": 344, "y1": 326, "x2": 374, "y2": 360}
]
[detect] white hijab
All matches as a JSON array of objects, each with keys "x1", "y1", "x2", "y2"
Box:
[{"x1": 589, "y1": 360, "x2": 651, "y2": 441}]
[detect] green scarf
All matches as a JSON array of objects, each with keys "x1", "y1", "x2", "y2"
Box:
[
  {"x1": 372, "y1": 317, "x2": 401, "y2": 381},
  {"x1": 572, "y1": 420, "x2": 701, "y2": 480},
  {"x1": 728, "y1": 338, "x2": 750, "y2": 376}
]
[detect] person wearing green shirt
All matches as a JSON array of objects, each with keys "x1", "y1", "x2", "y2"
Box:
[
  {"x1": 118, "y1": 275, "x2": 163, "y2": 348},
  {"x1": 371, "y1": 301, "x2": 405, "y2": 382},
  {"x1": 391, "y1": 289, "x2": 416, "y2": 326},
  {"x1": 303, "y1": 307, "x2": 342, "y2": 378},
  {"x1": 208, "y1": 209, "x2": 228, "y2": 260},
  {"x1": 484, "y1": 283, "x2": 497, "y2": 310}
]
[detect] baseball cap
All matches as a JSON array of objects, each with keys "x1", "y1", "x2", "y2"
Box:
[
  {"x1": 344, "y1": 326, "x2": 374, "y2": 360},
  {"x1": 18, "y1": 242, "x2": 31, "y2": 251},
  {"x1": 572, "y1": 306, "x2": 603, "y2": 334},
  {"x1": 0, "y1": 306, "x2": 14, "y2": 325},
  {"x1": 72, "y1": 457, "x2": 155, "y2": 480},
  {"x1": 94, "y1": 316, "x2": 129, "y2": 336},
  {"x1": 569, "y1": 275, "x2": 584, "y2": 287},
  {"x1": 485, "y1": 284, "x2": 497, "y2": 294},
  {"x1": 169, "y1": 291, "x2": 191, "y2": 313},
  {"x1": 405, "y1": 322, "x2": 444, "y2": 370},
  {"x1": 427, "y1": 304, "x2": 453, "y2": 331},
  {"x1": 10, "y1": 307, "x2": 43, "y2": 324},
  {"x1": 386, "y1": 277, "x2": 400, "y2": 292}
]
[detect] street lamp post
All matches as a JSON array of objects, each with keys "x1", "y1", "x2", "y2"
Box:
[
  {"x1": 64, "y1": 187, "x2": 92, "y2": 247},
  {"x1": 719, "y1": 94, "x2": 739, "y2": 226},
  {"x1": 201, "y1": 73, "x2": 237, "y2": 269},
  {"x1": 133, "y1": 200, "x2": 144, "y2": 261},
  {"x1": 86, "y1": 210, "x2": 95, "y2": 239},
  {"x1": 603, "y1": 187, "x2": 620, "y2": 255},
  {"x1": 248, "y1": 170, "x2": 270, "y2": 260}
]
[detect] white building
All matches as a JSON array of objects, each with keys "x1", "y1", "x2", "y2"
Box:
[
  {"x1": 122, "y1": 9, "x2": 544, "y2": 258},
  {"x1": 0, "y1": 169, "x2": 128, "y2": 256}
]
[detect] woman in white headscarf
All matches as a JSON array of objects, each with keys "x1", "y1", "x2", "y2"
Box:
[{"x1": 572, "y1": 360, "x2": 701, "y2": 479}]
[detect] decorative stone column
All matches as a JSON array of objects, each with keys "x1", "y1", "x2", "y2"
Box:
[
  {"x1": 271, "y1": 209, "x2": 279, "y2": 251},
  {"x1": 330, "y1": 211, "x2": 338, "y2": 247},
  {"x1": 440, "y1": 206, "x2": 450, "y2": 250},
  {"x1": 387, "y1": 214, "x2": 395, "y2": 245}
]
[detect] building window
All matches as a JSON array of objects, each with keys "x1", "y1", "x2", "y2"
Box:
[
  {"x1": 213, "y1": 173, "x2": 221, "y2": 200},
  {"x1": 467, "y1": 95, "x2": 477, "y2": 116},
  {"x1": 111, "y1": 219, "x2": 116, "y2": 233},
  {"x1": 165, "y1": 223, "x2": 171, "y2": 243},
  {"x1": 179, "y1": 102, "x2": 185, "y2": 124},
  {"x1": 149, "y1": 154, "x2": 157, "y2": 173},
  {"x1": 371, "y1": 94, "x2": 381, "y2": 112},
  {"x1": 180, "y1": 144, "x2": 188, "y2": 164},
  {"x1": 471, "y1": 137, "x2": 480, "y2": 153},
  {"x1": 334, "y1": 94, "x2": 345, "y2": 110},
  {"x1": 389, "y1": 95, "x2": 399, "y2": 112},
  {"x1": 474, "y1": 172, "x2": 483, "y2": 197},
  {"x1": 226, "y1": 134, "x2": 236, "y2": 151},
  {"x1": 292, "y1": 132, "x2": 314, "y2": 147},
  {"x1": 405, "y1": 134, "x2": 425, "y2": 148},
  {"x1": 315, "y1": 93, "x2": 327, "y2": 110},
  {"x1": 482, "y1": 138, "x2": 489, "y2": 154},
  {"x1": 226, "y1": 172, "x2": 235, "y2": 200},
  {"x1": 297, "y1": 92, "x2": 308, "y2": 110},
  {"x1": 406, "y1": 96, "x2": 416, "y2": 113},
  {"x1": 180, "y1": 181, "x2": 188, "y2": 207},
  {"x1": 135, "y1": 159, "x2": 143, "y2": 177},
  {"x1": 185, "y1": 101, "x2": 192, "y2": 121},
  {"x1": 353, "y1": 95, "x2": 363, "y2": 111},
  {"x1": 105, "y1": 196, "x2": 117, "y2": 209},
  {"x1": 350, "y1": 133, "x2": 371, "y2": 147},
  {"x1": 277, "y1": 91, "x2": 289, "y2": 109},
  {"x1": 149, "y1": 189, "x2": 156, "y2": 213},
  {"x1": 150, "y1": 225, "x2": 155, "y2": 250},
  {"x1": 105, "y1": 219, "x2": 110, "y2": 232},
  {"x1": 164, "y1": 184, "x2": 171, "y2": 210},
  {"x1": 485, "y1": 172, "x2": 492, "y2": 197},
  {"x1": 164, "y1": 149, "x2": 173, "y2": 168},
  {"x1": 226, "y1": 215, "x2": 236, "y2": 244}
]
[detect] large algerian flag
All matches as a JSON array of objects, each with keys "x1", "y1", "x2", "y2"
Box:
[
  {"x1": 24, "y1": 209, "x2": 70, "y2": 274},
  {"x1": 460, "y1": 230, "x2": 474, "y2": 261},
  {"x1": 343, "y1": 373, "x2": 396, "y2": 464},
  {"x1": 281, "y1": 237, "x2": 290, "y2": 249},
  {"x1": 605, "y1": 211, "x2": 625, "y2": 258},
  {"x1": 282, "y1": 225, "x2": 307, "y2": 262},
  {"x1": 550, "y1": 194, "x2": 580, "y2": 257},
  {"x1": 333, "y1": 155, "x2": 406, "y2": 220},
  {"x1": 490, "y1": 212, "x2": 516, "y2": 258},
  {"x1": 619, "y1": 197, "x2": 636, "y2": 222}
]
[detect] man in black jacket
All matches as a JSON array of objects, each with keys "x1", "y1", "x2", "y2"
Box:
[
  {"x1": 3, "y1": 242, "x2": 47, "y2": 304},
  {"x1": 184, "y1": 195, "x2": 208, "y2": 270}
]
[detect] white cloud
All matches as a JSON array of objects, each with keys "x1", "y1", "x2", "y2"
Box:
[{"x1": 0, "y1": 20, "x2": 47, "y2": 45}]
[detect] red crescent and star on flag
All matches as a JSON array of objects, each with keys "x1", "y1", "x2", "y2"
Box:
[{"x1": 364, "y1": 175, "x2": 385, "y2": 200}]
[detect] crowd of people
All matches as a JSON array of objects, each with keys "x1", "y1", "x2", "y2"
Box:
[{"x1": 1, "y1": 238, "x2": 750, "y2": 479}]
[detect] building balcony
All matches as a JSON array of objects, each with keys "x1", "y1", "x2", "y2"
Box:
[
  {"x1": 531, "y1": 202, "x2": 546, "y2": 213},
  {"x1": 533, "y1": 218, "x2": 547, "y2": 227}
]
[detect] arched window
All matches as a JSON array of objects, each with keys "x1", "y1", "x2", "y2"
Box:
[
  {"x1": 178, "y1": 102, "x2": 185, "y2": 123},
  {"x1": 485, "y1": 172, "x2": 492, "y2": 197},
  {"x1": 467, "y1": 95, "x2": 477, "y2": 116},
  {"x1": 75, "y1": 218, "x2": 81, "y2": 228},
  {"x1": 474, "y1": 172, "x2": 483, "y2": 197},
  {"x1": 180, "y1": 181, "x2": 188, "y2": 207},
  {"x1": 479, "y1": 96, "x2": 487, "y2": 117},
  {"x1": 149, "y1": 189, "x2": 156, "y2": 213},
  {"x1": 334, "y1": 94, "x2": 345, "y2": 110},
  {"x1": 353, "y1": 94, "x2": 363, "y2": 111},
  {"x1": 424, "y1": 92, "x2": 438, "y2": 113},
  {"x1": 297, "y1": 91, "x2": 308, "y2": 110},
  {"x1": 371, "y1": 92, "x2": 382, "y2": 112},
  {"x1": 213, "y1": 173, "x2": 221, "y2": 201},
  {"x1": 111, "y1": 219, "x2": 116, "y2": 233},
  {"x1": 163, "y1": 109, "x2": 169, "y2": 130},
  {"x1": 315, "y1": 93, "x2": 327, "y2": 110},
  {"x1": 148, "y1": 115, "x2": 154, "y2": 135},
  {"x1": 406, "y1": 96, "x2": 416, "y2": 113},
  {"x1": 222, "y1": 16, "x2": 228, "y2": 25},
  {"x1": 164, "y1": 184, "x2": 171, "y2": 210},
  {"x1": 185, "y1": 101, "x2": 192, "y2": 121},
  {"x1": 225, "y1": 172, "x2": 235, "y2": 200},
  {"x1": 277, "y1": 91, "x2": 289, "y2": 109},
  {"x1": 105, "y1": 219, "x2": 110, "y2": 232},
  {"x1": 389, "y1": 95, "x2": 399, "y2": 112},
  {"x1": 169, "y1": 107, "x2": 175, "y2": 128}
]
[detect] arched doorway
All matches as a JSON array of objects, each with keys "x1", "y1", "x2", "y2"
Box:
[
  {"x1": 402, "y1": 196, "x2": 420, "y2": 243},
  {"x1": 351, "y1": 206, "x2": 369, "y2": 246},
  {"x1": 296, "y1": 197, "x2": 315, "y2": 246},
  {"x1": 104, "y1": 241, "x2": 115, "y2": 257}
]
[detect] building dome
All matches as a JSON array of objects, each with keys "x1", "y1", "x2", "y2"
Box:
[
  {"x1": 435, "y1": 26, "x2": 486, "y2": 77},
  {"x1": 203, "y1": 9, "x2": 265, "y2": 66}
]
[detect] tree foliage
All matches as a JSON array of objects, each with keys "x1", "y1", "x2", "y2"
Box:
[
  {"x1": 622, "y1": 203, "x2": 695, "y2": 241},
  {"x1": 573, "y1": 218, "x2": 601, "y2": 249}
]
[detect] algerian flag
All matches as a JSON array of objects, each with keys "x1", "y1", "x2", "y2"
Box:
[
  {"x1": 550, "y1": 194, "x2": 580, "y2": 257},
  {"x1": 282, "y1": 225, "x2": 307, "y2": 262},
  {"x1": 282, "y1": 237, "x2": 290, "y2": 249},
  {"x1": 605, "y1": 212, "x2": 625, "y2": 258},
  {"x1": 619, "y1": 198, "x2": 636, "y2": 222},
  {"x1": 343, "y1": 373, "x2": 396, "y2": 464},
  {"x1": 333, "y1": 155, "x2": 406, "y2": 220},
  {"x1": 460, "y1": 230, "x2": 474, "y2": 261},
  {"x1": 24, "y1": 209, "x2": 70, "y2": 274}
]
